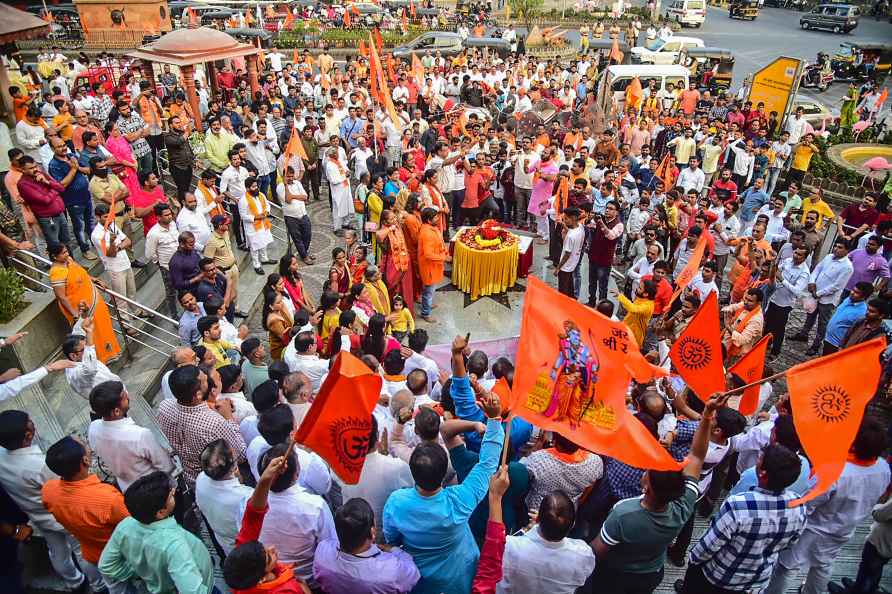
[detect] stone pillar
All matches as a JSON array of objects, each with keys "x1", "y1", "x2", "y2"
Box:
[
  {"x1": 206, "y1": 60, "x2": 220, "y2": 102},
  {"x1": 181, "y1": 64, "x2": 203, "y2": 132},
  {"x1": 246, "y1": 54, "x2": 260, "y2": 96}
]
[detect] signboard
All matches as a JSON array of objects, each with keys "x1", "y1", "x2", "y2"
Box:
[{"x1": 747, "y1": 56, "x2": 803, "y2": 134}]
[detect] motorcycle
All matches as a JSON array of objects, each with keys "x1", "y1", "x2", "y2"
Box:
[{"x1": 801, "y1": 53, "x2": 833, "y2": 91}]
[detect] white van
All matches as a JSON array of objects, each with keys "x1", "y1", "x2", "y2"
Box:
[
  {"x1": 630, "y1": 35, "x2": 705, "y2": 64},
  {"x1": 665, "y1": 0, "x2": 707, "y2": 27},
  {"x1": 596, "y1": 65, "x2": 691, "y2": 114}
]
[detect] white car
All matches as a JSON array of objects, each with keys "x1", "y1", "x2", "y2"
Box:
[{"x1": 630, "y1": 36, "x2": 705, "y2": 65}]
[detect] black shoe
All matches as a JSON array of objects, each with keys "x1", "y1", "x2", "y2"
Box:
[
  {"x1": 238, "y1": 244, "x2": 249, "y2": 251},
  {"x1": 827, "y1": 581, "x2": 849, "y2": 594},
  {"x1": 253, "y1": 266, "x2": 264, "y2": 275},
  {"x1": 261, "y1": 259, "x2": 276, "y2": 265},
  {"x1": 673, "y1": 579, "x2": 685, "y2": 593},
  {"x1": 806, "y1": 346, "x2": 819, "y2": 356},
  {"x1": 131, "y1": 259, "x2": 147, "y2": 268},
  {"x1": 789, "y1": 333, "x2": 808, "y2": 342},
  {"x1": 235, "y1": 310, "x2": 250, "y2": 318},
  {"x1": 667, "y1": 547, "x2": 686, "y2": 567}
]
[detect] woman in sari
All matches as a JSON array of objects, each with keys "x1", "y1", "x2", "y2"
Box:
[
  {"x1": 103, "y1": 121, "x2": 141, "y2": 200},
  {"x1": 263, "y1": 273, "x2": 296, "y2": 321},
  {"x1": 350, "y1": 244, "x2": 370, "y2": 286},
  {"x1": 420, "y1": 169, "x2": 449, "y2": 236},
  {"x1": 48, "y1": 243, "x2": 121, "y2": 363},
  {"x1": 367, "y1": 175, "x2": 387, "y2": 260},
  {"x1": 346, "y1": 283, "x2": 376, "y2": 330},
  {"x1": 328, "y1": 247, "x2": 352, "y2": 299},
  {"x1": 840, "y1": 83, "x2": 859, "y2": 128},
  {"x1": 261, "y1": 289, "x2": 293, "y2": 360},
  {"x1": 376, "y1": 209, "x2": 415, "y2": 315},
  {"x1": 278, "y1": 253, "x2": 314, "y2": 313}
]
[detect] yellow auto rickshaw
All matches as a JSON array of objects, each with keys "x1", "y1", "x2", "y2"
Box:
[
  {"x1": 729, "y1": 0, "x2": 759, "y2": 19},
  {"x1": 680, "y1": 47, "x2": 735, "y2": 92}
]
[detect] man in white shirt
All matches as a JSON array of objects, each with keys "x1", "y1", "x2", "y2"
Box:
[
  {"x1": 62, "y1": 315, "x2": 122, "y2": 401},
  {"x1": 790, "y1": 239, "x2": 854, "y2": 355},
  {"x1": 87, "y1": 380, "x2": 173, "y2": 492},
  {"x1": 676, "y1": 156, "x2": 705, "y2": 195},
  {"x1": 0, "y1": 410, "x2": 86, "y2": 591},
  {"x1": 278, "y1": 165, "x2": 315, "y2": 264},
  {"x1": 513, "y1": 137, "x2": 538, "y2": 229},
  {"x1": 688, "y1": 261, "x2": 719, "y2": 300},
  {"x1": 784, "y1": 106, "x2": 809, "y2": 145},
  {"x1": 267, "y1": 47, "x2": 285, "y2": 72},
  {"x1": 175, "y1": 192, "x2": 212, "y2": 251},
  {"x1": 0, "y1": 359, "x2": 74, "y2": 403},
  {"x1": 144, "y1": 203, "x2": 180, "y2": 316},
  {"x1": 755, "y1": 195, "x2": 790, "y2": 246},
  {"x1": 283, "y1": 330, "x2": 329, "y2": 393},
  {"x1": 91, "y1": 202, "x2": 142, "y2": 320},
  {"x1": 242, "y1": 441, "x2": 337, "y2": 589},
  {"x1": 194, "y1": 438, "x2": 252, "y2": 553},
  {"x1": 555, "y1": 207, "x2": 585, "y2": 298},
  {"x1": 765, "y1": 246, "x2": 810, "y2": 358},
  {"x1": 219, "y1": 150, "x2": 250, "y2": 248},
  {"x1": 498, "y1": 490, "x2": 595, "y2": 594},
  {"x1": 628, "y1": 243, "x2": 661, "y2": 294}
]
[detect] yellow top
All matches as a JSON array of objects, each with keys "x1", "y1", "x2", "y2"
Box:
[
  {"x1": 201, "y1": 338, "x2": 234, "y2": 368},
  {"x1": 800, "y1": 198, "x2": 835, "y2": 229},
  {"x1": 321, "y1": 310, "x2": 340, "y2": 341},
  {"x1": 791, "y1": 143, "x2": 818, "y2": 172},
  {"x1": 618, "y1": 294, "x2": 655, "y2": 348},
  {"x1": 390, "y1": 307, "x2": 415, "y2": 334}
]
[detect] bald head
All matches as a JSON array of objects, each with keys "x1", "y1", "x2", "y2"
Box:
[
  {"x1": 172, "y1": 347, "x2": 196, "y2": 367},
  {"x1": 390, "y1": 389, "x2": 415, "y2": 417}
]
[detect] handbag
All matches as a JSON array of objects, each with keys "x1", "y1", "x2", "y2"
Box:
[
  {"x1": 364, "y1": 221, "x2": 379, "y2": 232},
  {"x1": 354, "y1": 197, "x2": 366, "y2": 213}
]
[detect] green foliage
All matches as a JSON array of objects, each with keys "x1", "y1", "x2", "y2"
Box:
[
  {"x1": 0, "y1": 268, "x2": 26, "y2": 324},
  {"x1": 508, "y1": 0, "x2": 545, "y2": 29}
]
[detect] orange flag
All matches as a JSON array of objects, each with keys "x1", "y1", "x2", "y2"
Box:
[
  {"x1": 283, "y1": 10, "x2": 294, "y2": 30},
  {"x1": 283, "y1": 123, "x2": 309, "y2": 165},
  {"x1": 401, "y1": 9, "x2": 409, "y2": 31},
  {"x1": 359, "y1": 40, "x2": 369, "y2": 57},
  {"x1": 625, "y1": 349, "x2": 670, "y2": 384},
  {"x1": 351, "y1": 4, "x2": 361, "y2": 15},
  {"x1": 294, "y1": 352, "x2": 383, "y2": 484},
  {"x1": 787, "y1": 337, "x2": 887, "y2": 506},
  {"x1": 411, "y1": 52, "x2": 425, "y2": 87},
  {"x1": 654, "y1": 152, "x2": 675, "y2": 194},
  {"x1": 374, "y1": 27, "x2": 384, "y2": 52},
  {"x1": 369, "y1": 35, "x2": 401, "y2": 128},
  {"x1": 368, "y1": 32, "x2": 382, "y2": 102},
  {"x1": 227, "y1": 16, "x2": 239, "y2": 28},
  {"x1": 187, "y1": 7, "x2": 199, "y2": 27},
  {"x1": 669, "y1": 291, "x2": 726, "y2": 401},
  {"x1": 344, "y1": 8, "x2": 352, "y2": 27},
  {"x1": 625, "y1": 77, "x2": 643, "y2": 111},
  {"x1": 510, "y1": 277, "x2": 682, "y2": 471},
  {"x1": 244, "y1": 9, "x2": 255, "y2": 25},
  {"x1": 293, "y1": 49, "x2": 300, "y2": 66},
  {"x1": 728, "y1": 334, "x2": 771, "y2": 416},
  {"x1": 669, "y1": 232, "x2": 709, "y2": 305},
  {"x1": 609, "y1": 38, "x2": 624, "y2": 63},
  {"x1": 410, "y1": 0, "x2": 417, "y2": 18}
]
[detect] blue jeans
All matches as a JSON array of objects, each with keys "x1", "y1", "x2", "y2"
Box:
[
  {"x1": 421, "y1": 283, "x2": 435, "y2": 317},
  {"x1": 587, "y1": 262, "x2": 612, "y2": 304},
  {"x1": 37, "y1": 213, "x2": 75, "y2": 253},
  {"x1": 66, "y1": 203, "x2": 94, "y2": 254}
]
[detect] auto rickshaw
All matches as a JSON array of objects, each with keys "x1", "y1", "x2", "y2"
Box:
[
  {"x1": 831, "y1": 42, "x2": 892, "y2": 82},
  {"x1": 680, "y1": 47, "x2": 735, "y2": 93},
  {"x1": 729, "y1": 0, "x2": 759, "y2": 19}
]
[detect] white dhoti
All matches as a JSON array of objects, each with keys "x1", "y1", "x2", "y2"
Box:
[
  {"x1": 324, "y1": 158, "x2": 355, "y2": 232},
  {"x1": 238, "y1": 194, "x2": 275, "y2": 269}
]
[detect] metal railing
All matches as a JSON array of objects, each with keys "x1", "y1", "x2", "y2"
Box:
[{"x1": 9, "y1": 249, "x2": 181, "y2": 361}]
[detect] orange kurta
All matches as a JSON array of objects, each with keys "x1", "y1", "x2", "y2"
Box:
[{"x1": 418, "y1": 223, "x2": 447, "y2": 286}]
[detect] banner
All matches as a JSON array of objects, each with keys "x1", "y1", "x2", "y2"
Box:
[
  {"x1": 670, "y1": 291, "x2": 725, "y2": 401},
  {"x1": 425, "y1": 336, "x2": 520, "y2": 374}
]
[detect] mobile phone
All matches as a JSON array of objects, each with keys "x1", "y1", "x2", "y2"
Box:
[{"x1": 465, "y1": 332, "x2": 471, "y2": 344}]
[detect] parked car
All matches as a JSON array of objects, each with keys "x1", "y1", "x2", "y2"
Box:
[
  {"x1": 391, "y1": 31, "x2": 510, "y2": 59},
  {"x1": 630, "y1": 36, "x2": 705, "y2": 64},
  {"x1": 800, "y1": 3, "x2": 860, "y2": 33},
  {"x1": 791, "y1": 96, "x2": 835, "y2": 128},
  {"x1": 665, "y1": 0, "x2": 707, "y2": 27}
]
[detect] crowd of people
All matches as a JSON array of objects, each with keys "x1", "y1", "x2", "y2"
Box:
[{"x1": 0, "y1": 11, "x2": 891, "y2": 594}]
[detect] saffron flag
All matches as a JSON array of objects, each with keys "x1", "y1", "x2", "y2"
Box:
[
  {"x1": 411, "y1": 52, "x2": 425, "y2": 88},
  {"x1": 283, "y1": 10, "x2": 294, "y2": 30},
  {"x1": 410, "y1": 0, "x2": 417, "y2": 18},
  {"x1": 293, "y1": 49, "x2": 300, "y2": 65},
  {"x1": 368, "y1": 32, "x2": 382, "y2": 102},
  {"x1": 359, "y1": 40, "x2": 369, "y2": 57},
  {"x1": 374, "y1": 28, "x2": 384, "y2": 53},
  {"x1": 669, "y1": 291, "x2": 725, "y2": 401},
  {"x1": 669, "y1": 232, "x2": 709, "y2": 305},
  {"x1": 283, "y1": 123, "x2": 309, "y2": 166},
  {"x1": 187, "y1": 7, "x2": 199, "y2": 27},
  {"x1": 369, "y1": 36, "x2": 402, "y2": 128},
  {"x1": 510, "y1": 277, "x2": 682, "y2": 471},
  {"x1": 786, "y1": 337, "x2": 887, "y2": 506},
  {"x1": 625, "y1": 349, "x2": 670, "y2": 384},
  {"x1": 728, "y1": 334, "x2": 771, "y2": 416},
  {"x1": 244, "y1": 10, "x2": 254, "y2": 25},
  {"x1": 294, "y1": 352, "x2": 383, "y2": 484},
  {"x1": 653, "y1": 152, "x2": 675, "y2": 192},
  {"x1": 609, "y1": 38, "x2": 624, "y2": 64},
  {"x1": 344, "y1": 8, "x2": 352, "y2": 27},
  {"x1": 625, "y1": 77, "x2": 643, "y2": 111}
]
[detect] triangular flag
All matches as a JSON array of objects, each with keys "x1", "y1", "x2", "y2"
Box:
[
  {"x1": 669, "y1": 291, "x2": 726, "y2": 402},
  {"x1": 401, "y1": 9, "x2": 409, "y2": 32},
  {"x1": 368, "y1": 32, "x2": 382, "y2": 103},
  {"x1": 283, "y1": 10, "x2": 294, "y2": 30},
  {"x1": 610, "y1": 38, "x2": 624, "y2": 63},
  {"x1": 411, "y1": 52, "x2": 425, "y2": 87},
  {"x1": 729, "y1": 334, "x2": 771, "y2": 416},
  {"x1": 654, "y1": 152, "x2": 675, "y2": 193},
  {"x1": 509, "y1": 277, "x2": 682, "y2": 471},
  {"x1": 625, "y1": 77, "x2": 643, "y2": 111},
  {"x1": 294, "y1": 352, "x2": 383, "y2": 484},
  {"x1": 410, "y1": 0, "x2": 417, "y2": 18},
  {"x1": 669, "y1": 232, "x2": 709, "y2": 305},
  {"x1": 369, "y1": 35, "x2": 401, "y2": 128},
  {"x1": 187, "y1": 7, "x2": 198, "y2": 27},
  {"x1": 293, "y1": 49, "x2": 300, "y2": 65},
  {"x1": 374, "y1": 27, "x2": 384, "y2": 52},
  {"x1": 787, "y1": 337, "x2": 887, "y2": 506},
  {"x1": 283, "y1": 123, "x2": 309, "y2": 165},
  {"x1": 244, "y1": 9, "x2": 255, "y2": 25},
  {"x1": 359, "y1": 40, "x2": 368, "y2": 58},
  {"x1": 344, "y1": 8, "x2": 352, "y2": 27}
]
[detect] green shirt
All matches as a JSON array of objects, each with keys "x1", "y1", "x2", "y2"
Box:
[
  {"x1": 98, "y1": 516, "x2": 214, "y2": 594},
  {"x1": 204, "y1": 130, "x2": 236, "y2": 171},
  {"x1": 599, "y1": 476, "x2": 698, "y2": 573},
  {"x1": 241, "y1": 360, "x2": 269, "y2": 398}
]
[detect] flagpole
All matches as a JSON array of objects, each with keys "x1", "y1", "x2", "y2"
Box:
[
  {"x1": 500, "y1": 414, "x2": 514, "y2": 466},
  {"x1": 721, "y1": 369, "x2": 787, "y2": 398}
]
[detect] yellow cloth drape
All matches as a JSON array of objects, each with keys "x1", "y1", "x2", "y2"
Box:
[{"x1": 452, "y1": 240, "x2": 519, "y2": 300}]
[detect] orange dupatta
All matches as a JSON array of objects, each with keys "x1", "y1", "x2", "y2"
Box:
[
  {"x1": 380, "y1": 225, "x2": 410, "y2": 272},
  {"x1": 424, "y1": 182, "x2": 448, "y2": 232},
  {"x1": 246, "y1": 193, "x2": 272, "y2": 231},
  {"x1": 197, "y1": 182, "x2": 226, "y2": 219}
]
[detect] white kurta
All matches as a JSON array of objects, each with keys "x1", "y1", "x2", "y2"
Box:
[
  {"x1": 237, "y1": 193, "x2": 274, "y2": 251},
  {"x1": 323, "y1": 158, "x2": 354, "y2": 221}
]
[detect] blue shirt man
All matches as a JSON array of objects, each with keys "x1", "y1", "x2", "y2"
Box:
[
  {"x1": 339, "y1": 112, "x2": 366, "y2": 148},
  {"x1": 48, "y1": 155, "x2": 92, "y2": 208},
  {"x1": 739, "y1": 181, "x2": 769, "y2": 225},
  {"x1": 824, "y1": 294, "x2": 868, "y2": 348}
]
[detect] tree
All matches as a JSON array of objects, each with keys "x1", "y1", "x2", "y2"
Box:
[{"x1": 508, "y1": 0, "x2": 544, "y2": 32}]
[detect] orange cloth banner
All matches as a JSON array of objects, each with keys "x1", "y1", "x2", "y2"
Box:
[
  {"x1": 728, "y1": 334, "x2": 771, "y2": 416},
  {"x1": 669, "y1": 291, "x2": 725, "y2": 401},
  {"x1": 669, "y1": 232, "x2": 709, "y2": 305},
  {"x1": 294, "y1": 352, "x2": 383, "y2": 484},
  {"x1": 510, "y1": 277, "x2": 682, "y2": 471},
  {"x1": 787, "y1": 337, "x2": 886, "y2": 506}
]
